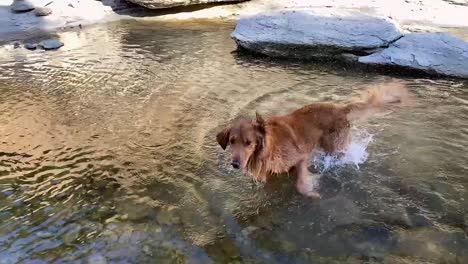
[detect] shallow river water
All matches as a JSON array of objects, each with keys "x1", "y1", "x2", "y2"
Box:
[{"x1": 0, "y1": 20, "x2": 467, "y2": 263}]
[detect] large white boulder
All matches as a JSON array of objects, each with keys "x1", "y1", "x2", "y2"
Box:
[
  {"x1": 231, "y1": 9, "x2": 403, "y2": 59},
  {"x1": 358, "y1": 33, "x2": 468, "y2": 78}
]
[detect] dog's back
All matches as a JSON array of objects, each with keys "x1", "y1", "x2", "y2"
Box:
[{"x1": 256, "y1": 82, "x2": 413, "y2": 163}]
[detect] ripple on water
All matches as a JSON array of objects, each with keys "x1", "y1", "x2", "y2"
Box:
[{"x1": 0, "y1": 20, "x2": 467, "y2": 263}]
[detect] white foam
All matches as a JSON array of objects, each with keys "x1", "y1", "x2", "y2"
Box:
[{"x1": 312, "y1": 127, "x2": 373, "y2": 172}]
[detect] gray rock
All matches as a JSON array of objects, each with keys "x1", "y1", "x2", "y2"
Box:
[
  {"x1": 101, "y1": 0, "x2": 135, "y2": 11},
  {"x1": 24, "y1": 43, "x2": 37, "y2": 50},
  {"x1": 10, "y1": 0, "x2": 35, "y2": 13},
  {"x1": 126, "y1": 0, "x2": 244, "y2": 9},
  {"x1": 39, "y1": 39, "x2": 64, "y2": 50},
  {"x1": 231, "y1": 10, "x2": 402, "y2": 59},
  {"x1": 358, "y1": 32, "x2": 468, "y2": 78},
  {"x1": 34, "y1": 7, "x2": 52, "y2": 16}
]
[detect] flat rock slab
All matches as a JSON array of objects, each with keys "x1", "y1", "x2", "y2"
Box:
[
  {"x1": 359, "y1": 33, "x2": 468, "y2": 78},
  {"x1": 231, "y1": 10, "x2": 403, "y2": 59},
  {"x1": 10, "y1": 0, "x2": 35, "y2": 12},
  {"x1": 39, "y1": 39, "x2": 64, "y2": 50},
  {"x1": 126, "y1": 0, "x2": 244, "y2": 9}
]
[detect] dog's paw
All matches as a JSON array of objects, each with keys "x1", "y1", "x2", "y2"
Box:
[
  {"x1": 304, "y1": 191, "x2": 321, "y2": 199},
  {"x1": 297, "y1": 181, "x2": 321, "y2": 199}
]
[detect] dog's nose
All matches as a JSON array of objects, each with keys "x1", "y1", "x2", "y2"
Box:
[{"x1": 231, "y1": 161, "x2": 240, "y2": 169}]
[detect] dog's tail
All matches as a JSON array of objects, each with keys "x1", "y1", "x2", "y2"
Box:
[{"x1": 343, "y1": 82, "x2": 414, "y2": 120}]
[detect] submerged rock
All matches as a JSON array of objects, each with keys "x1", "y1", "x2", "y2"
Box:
[
  {"x1": 350, "y1": 224, "x2": 396, "y2": 258},
  {"x1": 10, "y1": 0, "x2": 35, "y2": 13},
  {"x1": 358, "y1": 33, "x2": 468, "y2": 78},
  {"x1": 126, "y1": 0, "x2": 245, "y2": 9},
  {"x1": 156, "y1": 206, "x2": 180, "y2": 225},
  {"x1": 36, "y1": 231, "x2": 53, "y2": 238},
  {"x1": 319, "y1": 196, "x2": 362, "y2": 229},
  {"x1": 231, "y1": 9, "x2": 402, "y2": 59},
  {"x1": 87, "y1": 254, "x2": 108, "y2": 264},
  {"x1": 39, "y1": 39, "x2": 64, "y2": 50},
  {"x1": 409, "y1": 213, "x2": 433, "y2": 227},
  {"x1": 241, "y1": 225, "x2": 259, "y2": 237},
  {"x1": 34, "y1": 7, "x2": 52, "y2": 17},
  {"x1": 63, "y1": 223, "x2": 82, "y2": 245}
]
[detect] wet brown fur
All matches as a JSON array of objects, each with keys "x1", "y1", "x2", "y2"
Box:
[{"x1": 217, "y1": 83, "x2": 412, "y2": 198}]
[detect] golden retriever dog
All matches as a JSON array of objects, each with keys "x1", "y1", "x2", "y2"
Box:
[{"x1": 216, "y1": 83, "x2": 412, "y2": 198}]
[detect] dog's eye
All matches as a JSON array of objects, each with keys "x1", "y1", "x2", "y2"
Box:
[
  {"x1": 230, "y1": 138, "x2": 235, "y2": 144},
  {"x1": 245, "y1": 140, "x2": 251, "y2": 146}
]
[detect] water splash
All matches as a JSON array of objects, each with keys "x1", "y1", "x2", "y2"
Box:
[{"x1": 313, "y1": 127, "x2": 373, "y2": 172}]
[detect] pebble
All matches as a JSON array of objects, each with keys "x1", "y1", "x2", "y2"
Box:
[
  {"x1": 1, "y1": 190, "x2": 14, "y2": 197},
  {"x1": 39, "y1": 39, "x2": 64, "y2": 50},
  {"x1": 24, "y1": 43, "x2": 37, "y2": 50},
  {"x1": 34, "y1": 7, "x2": 52, "y2": 17},
  {"x1": 36, "y1": 231, "x2": 53, "y2": 238},
  {"x1": 142, "y1": 245, "x2": 152, "y2": 256}
]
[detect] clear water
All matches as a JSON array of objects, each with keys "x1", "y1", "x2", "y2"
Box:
[{"x1": 0, "y1": 20, "x2": 467, "y2": 263}]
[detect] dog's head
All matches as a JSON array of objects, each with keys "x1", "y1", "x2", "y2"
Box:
[{"x1": 216, "y1": 113, "x2": 266, "y2": 170}]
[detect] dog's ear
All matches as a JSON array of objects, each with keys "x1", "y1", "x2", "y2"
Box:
[
  {"x1": 216, "y1": 126, "x2": 230, "y2": 150},
  {"x1": 254, "y1": 112, "x2": 266, "y2": 150},
  {"x1": 255, "y1": 112, "x2": 265, "y2": 134}
]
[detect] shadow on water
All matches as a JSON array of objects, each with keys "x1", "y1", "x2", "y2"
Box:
[
  {"x1": 104, "y1": 0, "x2": 247, "y2": 17},
  {"x1": 232, "y1": 48, "x2": 452, "y2": 81},
  {"x1": 0, "y1": 19, "x2": 467, "y2": 263}
]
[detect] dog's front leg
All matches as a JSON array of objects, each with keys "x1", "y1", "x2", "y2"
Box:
[{"x1": 295, "y1": 159, "x2": 321, "y2": 199}]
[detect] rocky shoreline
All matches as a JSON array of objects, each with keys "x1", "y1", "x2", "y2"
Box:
[
  {"x1": 231, "y1": 8, "x2": 468, "y2": 78},
  {"x1": 1, "y1": 0, "x2": 468, "y2": 78}
]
